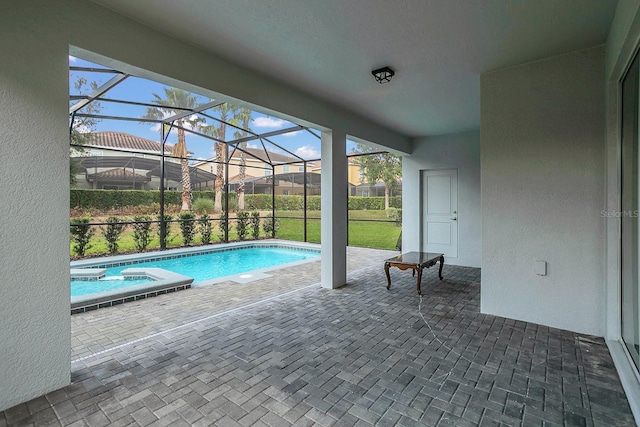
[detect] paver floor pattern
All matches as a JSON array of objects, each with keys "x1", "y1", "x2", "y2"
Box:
[{"x1": 0, "y1": 247, "x2": 635, "y2": 426}]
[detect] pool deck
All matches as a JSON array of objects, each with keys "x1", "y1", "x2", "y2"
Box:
[{"x1": 1, "y1": 246, "x2": 636, "y2": 426}]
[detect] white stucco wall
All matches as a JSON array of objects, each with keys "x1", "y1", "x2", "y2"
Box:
[
  {"x1": 481, "y1": 46, "x2": 605, "y2": 336},
  {"x1": 402, "y1": 131, "x2": 481, "y2": 267},
  {"x1": 0, "y1": 4, "x2": 71, "y2": 411},
  {"x1": 0, "y1": 0, "x2": 410, "y2": 411}
]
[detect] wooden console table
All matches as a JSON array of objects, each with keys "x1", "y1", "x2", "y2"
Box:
[{"x1": 384, "y1": 252, "x2": 444, "y2": 295}]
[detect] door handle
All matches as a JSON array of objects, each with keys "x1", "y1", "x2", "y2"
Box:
[{"x1": 450, "y1": 217, "x2": 457, "y2": 221}]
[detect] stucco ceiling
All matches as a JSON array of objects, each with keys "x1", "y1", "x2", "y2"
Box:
[{"x1": 92, "y1": 0, "x2": 617, "y2": 138}]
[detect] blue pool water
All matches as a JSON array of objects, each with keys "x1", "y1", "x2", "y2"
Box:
[
  {"x1": 71, "y1": 246, "x2": 319, "y2": 297},
  {"x1": 72, "y1": 277, "x2": 151, "y2": 296}
]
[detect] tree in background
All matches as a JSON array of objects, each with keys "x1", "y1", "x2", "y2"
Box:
[
  {"x1": 233, "y1": 108, "x2": 252, "y2": 210},
  {"x1": 211, "y1": 103, "x2": 240, "y2": 213},
  {"x1": 351, "y1": 143, "x2": 401, "y2": 210},
  {"x1": 69, "y1": 76, "x2": 102, "y2": 186},
  {"x1": 143, "y1": 88, "x2": 201, "y2": 212}
]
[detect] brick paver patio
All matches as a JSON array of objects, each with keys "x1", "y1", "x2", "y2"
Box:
[{"x1": 0, "y1": 246, "x2": 635, "y2": 426}]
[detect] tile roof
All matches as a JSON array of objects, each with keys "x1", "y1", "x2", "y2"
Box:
[
  {"x1": 88, "y1": 168, "x2": 151, "y2": 181},
  {"x1": 86, "y1": 131, "x2": 172, "y2": 154},
  {"x1": 230, "y1": 147, "x2": 300, "y2": 164},
  {"x1": 228, "y1": 173, "x2": 257, "y2": 183}
]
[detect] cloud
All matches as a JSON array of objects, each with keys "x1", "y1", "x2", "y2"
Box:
[
  {"x1": 282, "y1": 130, "x2": 302, "y2": 137},
  {"x1": 247, "y1": 143, "x2": 260, "y2": 149},
  {"x1": 72, "y1": 122, "x2": 91, "y2": 134},
  {"x1": 252, "y1": 116, "x2": 286, "y2": 129},
  {"x1": 69, "y1": 55, "x2": 77, "y2": 63},
  {"x1": 295, "y1": 145, "x2": 320, "y2": 159}
]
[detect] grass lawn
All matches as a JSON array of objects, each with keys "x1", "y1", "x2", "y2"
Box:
[
  {"x1": 71, "y1": 209, "x2": 401, "y2": 258},
  {"x1": 276, "y1": 210, "x2": 401, "y2": 250}
]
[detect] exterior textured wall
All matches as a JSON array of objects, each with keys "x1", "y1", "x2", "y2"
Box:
[
  {"x1": 481, "y1": 46, "x2": 605, "y2": 335},
  {"x1": 0, "y1": 3, "x2": 71, "y2": 411},
  {"x1": 402, "y1": 131, "x2": 481, "y2": 267}
]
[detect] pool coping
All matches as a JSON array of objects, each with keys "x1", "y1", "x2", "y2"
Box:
[
  {"x1": 71, "y1": 268, "x2": 194, "y2": 313},
  {"x1": 70, "y1": 240, "x2": 321, "y2": 313}
]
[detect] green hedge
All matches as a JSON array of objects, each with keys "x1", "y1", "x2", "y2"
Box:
[
  {"x1": 348, "y1": 196, "x2": 401, "y2": 210},
  {"x1": 71, "y1": 189, "x2": 219, "y2": 209},
  {"x1": 245, "y1": 195, "x2": 400, "y2": 211},
  {"x1": 243, "y1": 195, "x2": 322, "y2": 210},
  {"x1": 71, "y1": 189, "x2": 401, "y2": 211}
]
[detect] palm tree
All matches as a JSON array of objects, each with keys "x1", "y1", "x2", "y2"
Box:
[
  {"x1": 211, "y1": 103, "x2": 240, "y2": 213},
  {"x1": 143, "y1": 88, "x2": 200, "y2": 212},
  {"x1": 233, "y1": 108, "x2": 252, "y2": 210}
]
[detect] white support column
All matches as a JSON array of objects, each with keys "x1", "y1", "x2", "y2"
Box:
[{"x1": 321, "y1": 130, "x2": 348, "y2": 289}]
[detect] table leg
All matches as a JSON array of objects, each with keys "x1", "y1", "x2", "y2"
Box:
[
  {"x1": 385, "y1": 262, "x2": 391, "y2": 290},
  {"x1": 416, "y1": 267, "x2": 422, "y2": 295},
  {"x1": 438, "y1": 255, "x2": 444, "y2": 280}
]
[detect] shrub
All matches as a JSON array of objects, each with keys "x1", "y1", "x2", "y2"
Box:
[
  {"x1": 132, "y1": 215, "x2": 153, "y2": 251},
  {"x1": 245, "y1": 194, "x2": 272, "y2": 210},
  {"x1": 193, "y1": 198, "x2": 214, "y2": 215},
  {"x1": 385, "y1": 207, "x2": 396, "y2": 218},
  {"x1": 348, "y1": 196, "x2": 382, "y2": 210},
  {"x1": 394, "y1": 208, "x2": 402, "y2": 226},
  {"x1": 276, "y1": 195, "x2": 303, "y2": 211},
  {"x1": 102, "y1": 216, "x2": 125, "y2": 254},
  {"x1": 218, "y1": 212, "x2": 227, "y2": 241},
  {"x1": 262, "y1": 216, "x2": 280, "y2": 237},
  {"x1": 347, "y1": 196, "x2": 402, "y2": 210},
  {"x1": 70, "y1": 188, "x2": 401, "y2": 212},
  {"x1": 250, "y1": 211, "x2": 260, "y2": 239},
  {"x1": 70, "y1": 189, "x2": 222, "y2": 210},
  {"x1": 70, "y1": 215, "x2": 94, "y2": 257},
  {"x1": 236, "y1": 211, "x2": 249, "y2": 240},
  {"x1": 385, "y1": 207, "x2": 402, "y2": 226},
  {"x1": 156, "y1": 214, "x2": 173, "y2": 247},
  {"x1": 199, "y1": 214, "x2": 213, "y2": 244},
  {"x1": 178, "y1": 212, "x2": 196, "y2": 245},
  {"x1": 306, "y1": 196, "x2": 321, "y2": 210}
]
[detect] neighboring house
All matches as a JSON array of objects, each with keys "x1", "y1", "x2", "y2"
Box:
[
  {"x1": 311, "y1": 159, "x2": 362, "y2": 186},
  {"x1": 194, "y1": 147, "x2": 315, "y2": 193},
  {"x1": 227, "y1": 172, "x2": 323, "y2": 196},
  {"x1": 72, "y1": 131, "x2": 216, "y2": 190},
  {"x1": 312, "y1": 157, "x2": 402, "y2": 196}
]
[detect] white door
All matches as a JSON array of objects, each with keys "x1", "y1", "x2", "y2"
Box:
[{"x1": 421, "y1": 169, "x2": 458, "y2": 257}]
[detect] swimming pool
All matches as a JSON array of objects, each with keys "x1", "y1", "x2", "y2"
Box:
[
  {"x1": 71, "y1": 245, "x2": 319, "y2": 296},
  {"x1": 70, "y1": 241, "x2": 320, "y2": 312}
]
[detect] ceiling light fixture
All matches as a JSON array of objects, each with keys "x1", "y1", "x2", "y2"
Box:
[{"x1": 372, "y1": 66, "x2": 395, "y2": 84}]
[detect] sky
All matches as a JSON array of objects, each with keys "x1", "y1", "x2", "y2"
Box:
[{"x1": 69, "y1": 56, "x2": 357, "y2": 162}]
